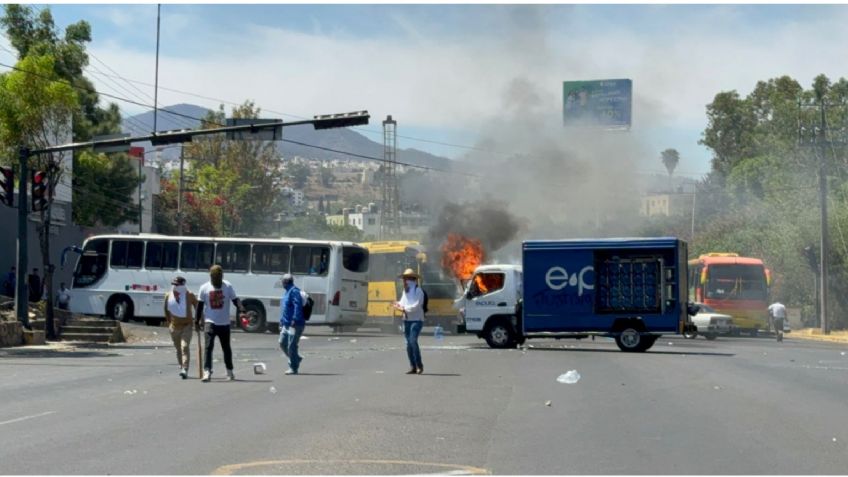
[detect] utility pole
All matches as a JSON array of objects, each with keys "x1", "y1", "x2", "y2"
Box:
[
  {"x1": 177, "y1": 144, "x2": 184, "y2": 236},
  {"x1": 817, "y1": 100, "x2": 830, "y2": 335},
  {"x1": 690, "y1": 184, "x2": 697, "y2": 246},
  {"x1": 798, "y1": 93, "x2": 847, "y2": 335},
  {"x1": 15, "y1": 147, "x2": 29, "y2": 328}
]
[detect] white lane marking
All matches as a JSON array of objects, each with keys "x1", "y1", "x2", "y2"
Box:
[{"x1": 0, "y1": 411, "x2": 56, "y2": 426}]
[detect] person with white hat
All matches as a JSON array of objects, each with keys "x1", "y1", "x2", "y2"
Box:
[
  {"x1": 164, "y1": 276, "x2": 197, "y2": 379},
  {"x1": 393, "y1": 268, "x2": 425, "y2": 374}
]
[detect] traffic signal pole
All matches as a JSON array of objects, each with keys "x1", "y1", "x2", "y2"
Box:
[{"x1": 15, "y1": 146, "x2": 29, "y2": 328}]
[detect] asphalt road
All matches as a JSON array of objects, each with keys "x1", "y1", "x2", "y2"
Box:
[{"x1": 1, "y1": 325, "x2": 847, "y2": 475}]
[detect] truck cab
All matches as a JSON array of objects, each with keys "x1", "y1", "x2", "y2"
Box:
[{"x1": 457, "y1": 265, "x2": 523, "y2": 348}]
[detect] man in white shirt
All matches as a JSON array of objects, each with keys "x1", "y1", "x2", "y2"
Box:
[
  {"x1": 195, "y1": 265, "x2": 246, "y2": 382},
  {"x1": 768, "y1": 301, "x2": 787, "y2": 343},
  {"x1": 393, "y1": 268, "x2": 425, "y2": 374},
  {"x1": 56, "y1": 282, "x2": 71, "y2": 310}
]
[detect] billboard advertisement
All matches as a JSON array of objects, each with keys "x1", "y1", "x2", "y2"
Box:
[{"x1": 563, "y1": 79, "x2": 632, "y2": 129}]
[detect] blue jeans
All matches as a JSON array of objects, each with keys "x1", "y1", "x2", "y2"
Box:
[
  {"x1": 279, "y1": 324, "x2": 305, "y2": 372},
  {"x1": 404, "y1": 320, "x2": 423, "y2": 369}
]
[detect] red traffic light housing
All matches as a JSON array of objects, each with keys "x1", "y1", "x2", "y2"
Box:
[
  {"x1": 0, "y1": 166, "x2": 12, "y2": 207},
  {"x1": 31, "y1": 170, "x2": 48, "y2": 212}
]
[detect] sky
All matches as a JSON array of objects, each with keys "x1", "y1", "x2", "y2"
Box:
[{"x1": 2, "y1": 3, "x2": 847, "y2": 177}]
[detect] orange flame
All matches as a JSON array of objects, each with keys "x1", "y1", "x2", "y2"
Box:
[
  {"x1": 474, "y1": 274, "x2": 489, "y2": 294},
  {"x1": 441, "y1": 233, "x2": 485, "y2": 282}
]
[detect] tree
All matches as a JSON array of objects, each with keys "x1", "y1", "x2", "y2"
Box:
[
  {"x1": 1, "y1": 5, "x2": 139, "y2": 226},
  {"x1": 154, "y1": 177, "x2": 220, "y2": 236},
  {"x1": 287, "y1": 161, "x2": 310, "y2": 189},
  {"x1": 72, "y1": 151, "x2": 139, "y2": 226},
  {"x1": 660, "y1": 148, "x2": 680, "y2": 189},
  {"x1": 0, "y1": 53, "x2": 77, "y2": 339},
  {"x1": 178, "y1": 101, "x2": 284, "y2": 236},
  {"x1": 650, "y1": 73, "x2": 848, "y2": 330}
]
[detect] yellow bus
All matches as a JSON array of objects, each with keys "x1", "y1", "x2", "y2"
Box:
[{"x1": 361, "y1": 241, "x2": 460, "y2": 333}]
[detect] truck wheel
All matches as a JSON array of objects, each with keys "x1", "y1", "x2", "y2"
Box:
[
  {"x1": 484, "y1": 319, "x2": 516, "y2": 349},
  {"x1": 704, "y1": 333, "x2": 718, "y2": 341},
  {"x1": 615, "y1": 328, "x2": 646, "y2": 352},
  {"x1": 641, "y1": 335, "x2": 658, "y2": 351},
  {"x1": 240, "y1": 302, "x2": 266, "y2": 333}
]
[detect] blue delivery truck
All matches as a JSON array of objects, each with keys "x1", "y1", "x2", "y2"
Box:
[{"x1": 456, "y1": 237, "x2": 695, "y2": 352}]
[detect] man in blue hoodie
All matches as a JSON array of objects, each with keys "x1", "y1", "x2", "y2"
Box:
[{"x1": 279, "y1": 273, "x2": 305, "y2": 375}]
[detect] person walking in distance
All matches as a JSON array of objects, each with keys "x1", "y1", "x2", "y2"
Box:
[
  {"x1": 195, "y1": 265, "x2": 247, "y2": 382},
  {"x1": 768, "y1": 300, "x2": 787, "y2": 343},
  {"x1": 165, "y1": 276, "x2": 197, "y2": 379},
  {"x1": 393, "y1": 268, "x2": 425, "y2": 374},
  {"x1": 278, "y1": 274, "x2": 305, "y2": 375},
  {"x1": 56, "y1": 282, "x2": 71, "y2": 311}
]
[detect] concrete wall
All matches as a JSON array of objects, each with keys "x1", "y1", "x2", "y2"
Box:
[{"x1": 0, "y1": 194, "x2": 88, "y2": 297}]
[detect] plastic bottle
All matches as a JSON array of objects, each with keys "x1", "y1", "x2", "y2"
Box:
[{"x1": 434, "y1": 325, "x2": 444, "y2": 341}]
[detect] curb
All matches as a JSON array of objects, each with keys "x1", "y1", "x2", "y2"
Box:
[{"x1": 789, "y1": 329, "x2": 848, "y2": 345}]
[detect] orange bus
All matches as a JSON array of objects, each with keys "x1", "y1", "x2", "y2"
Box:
[{"x1": 688, "y1": 253, "x2": 771, "y2": 336}]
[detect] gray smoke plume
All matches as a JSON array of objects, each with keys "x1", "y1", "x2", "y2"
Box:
[
  {"x1": 399, "y1": 6, "x2": 668, "y2": 263},
  {"x1": 427, "y1": 201, "x2": 523, "y2": 255}
]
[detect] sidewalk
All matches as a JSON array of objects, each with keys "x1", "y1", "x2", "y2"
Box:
[{"x1": 790, "y1": 328, "x2": 848, "y2": 345}]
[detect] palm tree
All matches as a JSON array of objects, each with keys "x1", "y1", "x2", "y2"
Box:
[{"x1": 661, "y1": 148, "x2": 680, "y2": 190}]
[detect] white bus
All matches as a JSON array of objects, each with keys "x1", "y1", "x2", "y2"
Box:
[{"x1": 68, "y1": 234, "x2": 369, "y2": 332}]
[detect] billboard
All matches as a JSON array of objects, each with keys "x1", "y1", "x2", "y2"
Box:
[{"x1": 563, "y1": 79, "x2": 632, "y2": 129}]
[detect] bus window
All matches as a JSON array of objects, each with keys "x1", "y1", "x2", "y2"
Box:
[
  {"x1": 216, "y1": 243, "x2": 250, "y2": 273},
  {"x1": 292, "y1": 246, "x2": 329, "y2": 276},
  {"x1": 180, "y1": 243, "x2": 198, "y2": 270},
  {"x1": 252, "y1": 244, "x2": 291, "y2": 274},
  {"x1": 706, "y1": 265, "x2": 767, "y2": 300},
  {"x1": 73, "y1": 238, "x2": 108, "y2": 288},
  {"x1": 146, "y1": 241, "x2": 178, "y2": 270},
  {"x1": 111, "y1": 240, "x2": 144, "y2": 269},
  {"x1": 343, "y1": 246, "x2": 369, "y2": 273}
]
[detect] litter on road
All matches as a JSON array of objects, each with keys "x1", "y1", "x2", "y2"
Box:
[{"x1": 557, "y1": 370, "x2": 581, "y2": 384}]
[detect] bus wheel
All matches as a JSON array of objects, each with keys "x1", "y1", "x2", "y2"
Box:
[
  {"x1": 704, "y1": 333, "x2": 718, "y2": 340},
  {"x1": 616, "y1": 328, "x2": 646, "y2": 352},
  {"x1": 484, "y1": 318, "x2": 516, "y2": 349},
  {"x1": 240, "y1": 302, "x2": 266, "y2": 333},
  {"x1": 749, "y1": 329, "x2": 759, "y2": 337},
  {"x1": 144, "y1": 318, "x2": 161, "y2": 327},
  {"x1": 107, "y1": 295, "x2": 133, "y2": 323}
]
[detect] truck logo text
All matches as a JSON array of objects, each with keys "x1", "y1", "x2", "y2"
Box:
[{"x1": 545, "y1": 266, "x2": 594, "y2": 296}]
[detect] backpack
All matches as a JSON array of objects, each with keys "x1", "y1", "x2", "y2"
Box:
[
  {"x1": 422, "y1": 289, "x2": 429, "y2": 314},
  {"x1": 301, "y1": 290, "x2": 314, "y2": 321}
]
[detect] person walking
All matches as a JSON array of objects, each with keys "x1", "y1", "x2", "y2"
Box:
[
  {"x1": 164, "y1": 276, "x2": 197, "y2": 379},
  {"x1": 768, "y1": 300, "x2": 787, "y2": 343},
  {"x1": 56, "y1": 282, "x2": 71, "y2": 311},
  {"x1": 27, "y1": 268, "x2": 41, "y2": 303},
  {"x1": 279, "y1": 274, "x2": 306, "y2": 375},
  {"x1": 195, "y1": 265, "x2": 246, "y2": 382},
  {"x1": 393, "y1": 268, "x2": 425, "y2": 374}
]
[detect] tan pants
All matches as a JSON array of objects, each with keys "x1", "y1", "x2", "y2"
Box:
[{"x1": 169, "y1": 321, "x2": 193, "y2": 370}]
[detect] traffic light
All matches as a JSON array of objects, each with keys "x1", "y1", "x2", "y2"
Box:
[
  {"x1": 0, "y1": 166, "x2": 12, "y2": 207},
  {"x1": 31, "y1": 170, "x2": 47, "y2": 212}
]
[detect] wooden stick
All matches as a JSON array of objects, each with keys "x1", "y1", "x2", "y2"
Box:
[{"x1": 197, "y1": 326, "x2": 203, "y2": 379}]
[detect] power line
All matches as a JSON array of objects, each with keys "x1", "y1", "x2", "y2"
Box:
[{"x1": 0, "y1": 60, "x2": 208, "y2": 128}]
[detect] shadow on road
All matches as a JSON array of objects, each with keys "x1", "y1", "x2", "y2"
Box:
[
  {"x1": 525, "y1": 346, "x2": 735, "y2": 357},
  {"x1": 0, "y1": 347, "x2": 120, "y2": 359}
]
